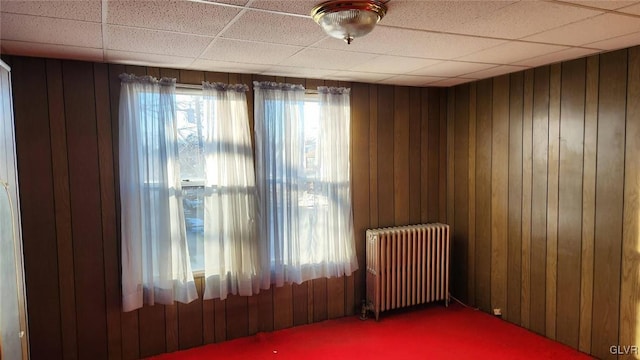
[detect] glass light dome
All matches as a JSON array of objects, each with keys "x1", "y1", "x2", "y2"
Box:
[{"x1": 311, "y1": 1, "x2": 387, "y2": 44}]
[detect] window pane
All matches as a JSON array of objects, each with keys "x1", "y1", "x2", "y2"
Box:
[
  {"x1": 182, "y1": 186, "x2": 204, "y2": 271},
  {"x1": 176, "y1": 93, "x2": 205, "y2": 182}
]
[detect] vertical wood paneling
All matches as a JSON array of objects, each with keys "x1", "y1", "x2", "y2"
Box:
[
  {"x1": 453, "y1": 84, "x2": 469, "y2": 301},
  {"x1": 12, "y1": 56, "x2": 63, "y2": 360},
  {"x1": 369, "y1": 85, "x2": 379, "y2": 228},
  {"x1": 256, "y1": 289, "x2": 274, "y2": 333},
  {"x1": 447, "y1": 87, "x2": 455, "y2": 231},
  {"x1": 95, "y1": 62, "x2": 122, "y2": 360},
  {"x1": 439, "y1": 91, "x2": 448, "y2": 224},
  {"x1": 475, "y1": 79, "x2": 492, "y2": 312},
  {"x1": 138, "y1": 306, "x2": 166, "y2": 357},
  {"x1": 420, "y1": 88, "x2": 429, "y2": 222},
  {"x1": 377, "y1": 85, "x2": 395, "y2": 227},
  {"x1": 448, "y1": 47, "x2": 640, "y2": 360},
  {"x1": 120, "y1": 310, "x2": 140, "y2": 360},
  {"x1": 62, "y1": 60, "x2": 108, "y2": 359},
  {"x1": 394, "y1": 86, "x2": 410, "y2": 225},
  {"x1": 491, "y1": 75, "x2": 509, "y2": 318},
  {"x1": 327, "y1": 277, "x2": 345, "y2": 319},
  {"x1": 344, "y1": 275, "x2": 355, "y2": 316},
  {"x1": 178, "y1": 278, "x2": 204, "y2": 349},
  {"x1": 556, "y1": 58, "x2": 586, "y2": 348},
  {"x1": 545, "y1": 63, "x2": 561, "y2": 340},
  {"x1": 45, "y1": 59, "x2": 78, "y2": 360},
  {"x1": 409, "y1": 87, "x2": 422, "y2": 224},
  {"x1": 619, "y1": 45, "x2": 640, "y2": 356},
  {"x1": 507, "y1": 72, "x2": 523, "y2": 324},
  {"x1": 311, "y1": 280, "x2": 327, "y2": 323},
  {"x1": 350, "y1": 81, "x2": 370, "y2": 315},
  {"x1": 203, "y1": 298, "x2": 215, "y2": 344},
  {"x1": 521, "y1": 69, "x2": 534, "y2": 329},
  {"x1": 425, "y1": 88, "x2": 441, "y2": 223},
  {"x1": 274, "y1": 284, "x2": 295, "y2": 329},
  {"x1": 214, "y1": 299, "x2": 226, "y2": 342},
  {"x1": 226, "y1": 295, "x2": 248, "y2": 340},
  {"x1": 292, "y1": 283, "x2": 308, "y2": 326},
  {"x1": 467, "y1": 83, "x2": 477, "y2": 307},
  {"x1": 180, "y1": 69, "x2": 204, "y2": 85},
  {"x1": 530, "y1": 66, "x2": 550, "y2": 335},
  {"x1": 591, "y1": 49, "x2": 626, "y2": 360},
  {"x1": 579, "y1": 55, "x2": 598, "y2": 354}
]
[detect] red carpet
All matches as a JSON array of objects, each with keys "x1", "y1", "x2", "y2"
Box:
[{"x1": 148, "y1": 303, "x2": 593, "y2": 360}]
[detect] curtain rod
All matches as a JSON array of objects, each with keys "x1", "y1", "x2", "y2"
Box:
[{"x1": 176, "y1": 82, "x2": 319, "y2": 94}]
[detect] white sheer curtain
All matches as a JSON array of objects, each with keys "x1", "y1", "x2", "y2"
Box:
[
  {"x1": 201, "y1": 82, "x2": 266, "y2": 300},
  {"x1": 254, "y1": 81, "x2": 357, "y2": 287},
  {"x1": 316, "y1": 86, "x2": 358, "y2": 277},
  {"x1": 119, "y1": 74, "x2": 197, "y2": 312}
]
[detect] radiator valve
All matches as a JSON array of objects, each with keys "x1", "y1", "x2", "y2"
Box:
[{"x1": 360, "y1": 301, "x2": 375, "y2": 320}]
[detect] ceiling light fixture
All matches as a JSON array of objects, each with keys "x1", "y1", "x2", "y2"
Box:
[{"x1": 311, "y1": 0, "x2": 388, "y2": 45}]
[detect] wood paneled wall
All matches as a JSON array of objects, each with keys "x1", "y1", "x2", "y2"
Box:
[
  {"x1": 447, "y1": 46, "x2": 640, "y2": 360},
  {"x1": 4, "y1": 55, "x2": 448, "y2": 359}
]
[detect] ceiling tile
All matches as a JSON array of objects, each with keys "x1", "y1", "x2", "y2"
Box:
[
  {"x1": 458, "y1": 41, "x2": 568, "y2": 64},
  {"x1": 1, "y1": 40, "x2": 104, "y2": 62},
  {"x1": 555, "y1": 0, "x2": 638, "y2": 10},
  {"x1": 584, "y1": 31, "x2": 640, "y2": 50},
  {"x1": 410, "y1": 61, "x2": 497, "y2": 77},
  {"x1": 250, "y1": 0, "x2": 319, "y2": 15},
  {"x1": 203, "y1": 0, "x2": 250, "y2": 5},
  {"x1": 201, "y1": 38, "x2": 302, "y2": 64},
  {"x1": 381, "y1": 0, "x2": 516, "y2": 32},
  {"x1": 377, "y1": 75, "x2": 447, "y2": 87},
  {"x1": 314, "y1": 26, "x2": 421, "y2": 55},
  {"x1": 513, "y1": 47, "x2": 600, "y2": 67},
  {"x1": 464, "y1": 65, "x2": 528, "y2": 80},
  {"x1": 284, "y1": 48, "x2": 377, "y2": 70},
  {"x1": 429, "y1": 78, "x2": 476, "y2": 87},
  {"x1": 189, "y1": 58, "x2": 271, "y2": 74},
  {"x1": 326, "y1": 70, "x2": 394, "y2": 83},
  {"x1": 106, "y1": 25, "x2": 213, "y2": 57},
  {"x1": 105, "y1": 50, "x2": 194, "y2": 69},
  {"x1": 1, "y1": 13, "x2": 102, "y2": 48},
  {"x1": 387, "y1": 29, "x2": 508, "y2": 60},
  {"x1": 447, "y1": 1, "x2": 602, "y2": 39},
  {"x1": 315, "y1": 26, "x2": 505, "y2": 60},
  {"x1": 0, "y1": 0, "x2": 102, "y2": 22},
  {"x1": 618, "y1": 3, "x2": 640, "y2": 15},
  {"x1": 221, "y1": 10, "x2": 326, "y2": 46},
  {"x1": 523, "y1": 13, "x2": 640, "y2": 46},
  {"x1": 106, "y1": 0, "x2": 241, "y2": 36},
  {"x1": 353, "y1": 55, "x2": 440, "y2": 74},
  {"x1": 262, "y1": 65, "x2": 336, "y2": 79}
]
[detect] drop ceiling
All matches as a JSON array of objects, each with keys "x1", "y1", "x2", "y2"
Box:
[{"x1": 1, "y1": 0, "x2": 640, "y2": 87}]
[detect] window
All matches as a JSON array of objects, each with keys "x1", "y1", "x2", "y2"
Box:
[
  {"x1": 253, "y1": 82, "x2": 357, "y2": 286},
  {"x1": 175, "y1": 89, "x2": 206, "y2": 272}
]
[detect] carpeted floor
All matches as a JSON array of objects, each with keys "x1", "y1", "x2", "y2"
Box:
[{"x1": 148, "y1": 303, "x2": 594, "y2": 360}]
